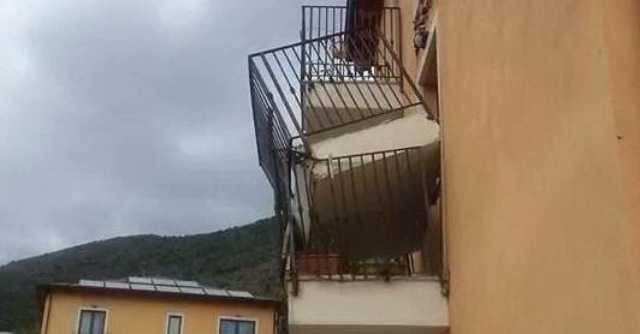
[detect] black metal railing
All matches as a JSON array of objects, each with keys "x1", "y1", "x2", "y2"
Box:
[
  {"x1": 249, "y1": 5, "x2": 444, "y2": 286},
  {"x1": 249, "y1": 60, "x2": 292, "y2": 215},
  {"x1": 294, "y1": 251, "x2": 413, "y2": 280},
  {"x1": 249, "y1": 30, "x2": 430, "y2": 139},
  {"x1": 297, "y1": 147, "x2": 438, "y2": 256},
  {"x1": 302, "y1": 5, "x2": 401, "y2": 69},
  {"x1": 285, "y1": 144, "x2": 442, "y2": 282}
]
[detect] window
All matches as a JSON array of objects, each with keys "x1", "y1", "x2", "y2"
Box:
[
  {"x1": 77, "y1": 310, "x2": 106, "y2": 334},
  {"x1": 219, "y1": 319, "x2": 256, "y2": 334},
  {"x1": 166, "y1": 314, "x2": 183, "y2": 334}
]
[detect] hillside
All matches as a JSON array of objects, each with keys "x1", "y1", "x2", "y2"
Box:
[{"x1": 0, "y1": 217, "x2": 281, "y2": 334}]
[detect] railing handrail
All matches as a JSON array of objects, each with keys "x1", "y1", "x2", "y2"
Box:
[{"x1": 248, "y1": 31, "x2": 345, "y2": 59}]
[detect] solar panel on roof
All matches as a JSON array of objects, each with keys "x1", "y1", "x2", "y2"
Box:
[
  {"x1": 227, "y1": 290, "x2": 254, "y2": 298},
  {"x1": 176, "y1": 280, "x2": 200, "y2": 288},
  {"x1": 105, "y1": 281, "x2": 130, "y2": 290},
  {"x1": 131, "y1": 284, "x2": 156, "y2": 291},
  {"x1": 204, "y1": 288, "x2": 229, "y2": 297},
  {"x1": 156, "y1": 285, "x2": 180, "y2": 293},
  {"x1": 152, "y1": 278, "x2": 176, "y2": 286},
  {"x1": 129, "y1": 277, "x2": 153, "y2": 284},
  {"x1": 179, "y1": 287, "x2": 205, "y2": 295},
  {"x1": 79, "y1": 280, "x2": 105, "y2": 288}
]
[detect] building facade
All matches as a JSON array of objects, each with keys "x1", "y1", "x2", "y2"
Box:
[
  {"x1": 249, "y1": 1, "x2": 640, "y2": 334},
  {"x1": 38, "y1": 278, "x2": 279, "y2": 334}
]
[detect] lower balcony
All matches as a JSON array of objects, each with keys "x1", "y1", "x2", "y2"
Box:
[
  {"x1": 287, "y1": 271, "x2": 448, "y2": 334},
  {"x1": 284, "y1": 246, "x2": 448, "y2": 334},
  {"x1": 291, "y1": 142, "x2": 440, "y2": 259}
]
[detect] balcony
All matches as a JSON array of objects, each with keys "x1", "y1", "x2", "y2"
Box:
[
  {"x1": 249, "y1": 4, "x2": 447, "y2": 333},
  {"x1": 291, "y1": 145, "x2": 440, "y2": 259},
  {"x1": 283, "y1": 145, "x2": 447, "y2": 334},
  {"x1": 287, "y1": 277, "x2": 448, "y2": 334}
]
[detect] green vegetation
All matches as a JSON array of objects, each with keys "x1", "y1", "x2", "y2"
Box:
[{"x1": 0, "y1": 217, "x2": 280, "y2": 334}]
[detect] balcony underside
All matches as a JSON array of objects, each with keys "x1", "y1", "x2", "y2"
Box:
[
  {"x1": 308, "y1": 104, "x2": 439, "y2": 160},
  {"x1": 304, "y1": 81, "x2": 410, "y2": 138},
  {"x1": 287, "y1": 278, "x2": 449, "y2": 334}
]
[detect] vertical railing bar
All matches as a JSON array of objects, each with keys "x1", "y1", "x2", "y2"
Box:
[
  {"x1": 301, "y1": 7, "x2": 308, "y2": 132},
  {"x1": 405, "y1": 148, "x2": 423, "y2": 253},
  {"x1": 366, "y1": 28, "x2": 404, "y2": 99},
  {"x1": 325, "y1": 159, "x2": 341, "y2": 264},
  {"x1": 324, "y1": 35, "x2": 371, "y2": 118},
  {"x1": 262, "y1": 81, "x2": 292, "y2": 143},
  {"x1": 324, "y1": 8, "x2": 329, "y2": 71},
  {"x1": 251, "y1": 61, "x2": 297, "y2": 178},
  {"x1": 292, "y1": 164, "x2": 308, "y2": 247},
  {"x1": 313, "y1": 38, "x2": 366, "y2": 122},
  {"x1": 258, "y1": 55, "x2": 304, "y2": 138},
  {"x1": 393, "y1": 150, "x2": 406, "y2": 240},
  {"x1": 280, "y1": 49, "x2": 325, "y2": 133},
  {"x1": 302, "y1": 160, "x2": 314, "y2": 235},
  {"x1": 382, "y1": 11, "x2": 387, "y2": 78},
  {"x1": 394, "y1": 8, "x2": 404, "y2": 91},
  {"x1": 381, "y1": 151, "x2": 396, "y2": 247},
  {"x1": 316, "y1": 7, "x2": 321, "y2": 75},
  {"x1": 377, "y1": 30, "x2": 435, "y2": 121},
  {"x1": 249, "y1": 64, "x2": 264, "y2": 163},
  {"x1": 357, "y1": 32, "x2": 405, "y2": 109},
  {"x1": 303, "y1": 42, "x2": 345, "y2": 126},
  {"x1": 344, "y1": 33, "x2": 387, "y2": 112},
  {"x1": 290, "y1": 47, "x2": 328, "y2": 131},
  {"x1": 307, "y1": 40, "x2": 352, "y2": 121},
  {"x1": 275, "y1": 52, "x2": 311, "y2": 133},
  {"x1": 357, "y1": 154, "x2": 368, "y2": 281},
  {"x1": 271, "y1": 53, "x2": 304, "y2": 111},
  {"x1": 336, "y1": 158, "x2": 350, "y2": 270},
  {"x1": 279, "y1": 50, "x2": 302, "y2": 85},
  {"x1": 369, "y1": 152, "x2": 386, "y2": 282},
  {"x1": 347, "y1": 156, "x2": 362, "y2": 265},
  {"x1": 335, "y1": 32, "x2": 376, "y2": 116},
  {"x1": 339, "y1": 8, "x2": 345, "y2": 77},
  {"x1": 332, "y1": 7, "x2": 337, "y2": 35},
  {"x1": 337, "y1": 159, "x2": 346, "y2": 282},
  {"x1": 309, "y1": 6, "x2": 314, "y2": 40}
]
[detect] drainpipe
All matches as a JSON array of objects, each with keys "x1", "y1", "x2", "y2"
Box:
[{"x1": 39, "y1": 292, "x2": 52, "y2": 334}]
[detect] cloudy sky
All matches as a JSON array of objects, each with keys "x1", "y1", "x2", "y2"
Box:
[{"x1": 0, "y1": 0, "x2": 342, "y2": 265}]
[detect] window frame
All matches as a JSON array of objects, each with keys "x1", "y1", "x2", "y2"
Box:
[
  {"x1": 75, "y1": 307, "x2": 109, "y2": 334},
  {"x1": 217, "y1": 316, "x2": 259, "y2": 334},
  {"x1": 165, "y1": 312, "x2": 185, "y2": 334}
]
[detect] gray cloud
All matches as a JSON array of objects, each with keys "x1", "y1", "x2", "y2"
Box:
[{"x1": 0, "y1": 0, "x2": 343, "y2": 265}]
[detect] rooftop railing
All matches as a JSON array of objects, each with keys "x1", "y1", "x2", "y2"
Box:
[{"x1": 302, "y1": 5, "x2": 401, "y2": 81}]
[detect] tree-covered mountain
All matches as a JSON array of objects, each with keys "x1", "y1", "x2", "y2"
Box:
[{"x1": 0, "y1": 217, "x2": 280, "y2": 334}]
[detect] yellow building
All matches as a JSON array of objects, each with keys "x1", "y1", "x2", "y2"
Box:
[
  {"x1": 37, "y1": 278, "x2": 279, "y2": 334},
  {"x1": 249, "y1": 0, "x2": 640, "y2": 334}
]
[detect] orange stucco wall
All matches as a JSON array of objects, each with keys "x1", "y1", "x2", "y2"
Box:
[
  {"x1": 437, "y1": 0, "x2": 640, "y2": 333},
  {"x1": 395, "y1": 0, "x2": 640, "y2": 333},
  {"x1": 605, "y1": 0, "x2": 640, "y2": 237},
  {"x1": 41, "y1": 290, "x2": 276, "y2": 334}
]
